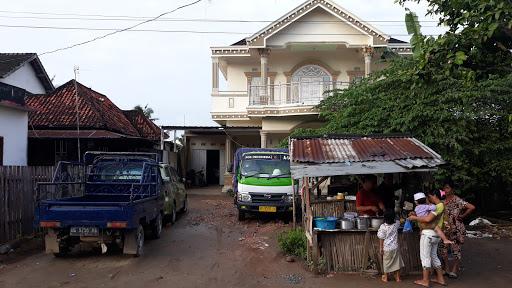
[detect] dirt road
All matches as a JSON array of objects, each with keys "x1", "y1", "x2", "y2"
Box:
[{"x1": 1, "y1": 193, "x2": 511, "y2": 288}]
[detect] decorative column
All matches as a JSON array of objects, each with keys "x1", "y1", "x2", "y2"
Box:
[
  {"x1": 260, "y1": 131, "x2": 268, "y2": 148},
  {"x1": 212, "y1": 57, "x2": 219, "y2": 94},
  {"x1": 258, "y1": 49, "x2": 270, "y2": 104},
  {"x1": 362, "y1": 47, "x2": 374, "y2": 77},
  {"x1": 259, "y1": 49, "x2": 270, "y2": 86}
]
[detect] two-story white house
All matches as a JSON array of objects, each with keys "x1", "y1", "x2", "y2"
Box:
[
  {"x1": 0, "y1": 53, "x2": 54, "y2": 165},
  {"x1": 184, "y1": 0, "x2": 411, "y2": 187}
]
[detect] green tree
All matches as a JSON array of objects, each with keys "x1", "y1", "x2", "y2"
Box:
[
  {"x1": 134, "y1": 104, "x2": 155, "y2": 119},
  {"x1": 290, "y1": 1, "x2": 512, "y2": 210}
]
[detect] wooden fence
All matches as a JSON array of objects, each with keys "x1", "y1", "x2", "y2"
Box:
[{"x1": 0, "y1": 166, "x2": 55, "y2": 244}]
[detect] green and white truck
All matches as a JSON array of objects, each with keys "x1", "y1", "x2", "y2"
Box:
[{"x1": 232, "y1": 148, "x2": 295, "y2": 221}]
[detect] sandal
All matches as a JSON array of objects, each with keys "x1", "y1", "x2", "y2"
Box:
[{"x1": 447, "y1": 272, "x2": 458, "y2": 279}]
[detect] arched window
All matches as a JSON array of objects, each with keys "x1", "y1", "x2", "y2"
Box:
[
  {"x1": 291, "y1": 65, "x2": 332, "y2": 105},
  {"x1": 291, "y1": 65, "x2": 332, "y2": 83}
]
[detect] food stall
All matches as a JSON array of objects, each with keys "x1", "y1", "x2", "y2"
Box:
[{"x1": 289, "y1": 135, "x2": 445, "y2": 274}]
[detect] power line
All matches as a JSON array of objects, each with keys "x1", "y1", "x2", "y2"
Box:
[
  {"x1": 0, "y1": 13, "x2": 440, "y2": 24},
  {"x1": 0, "y1": 24, "x2": 442, "y2": 36},
  {"x1": 37, "y1": 0, "x2": 204, "y2": 56}
]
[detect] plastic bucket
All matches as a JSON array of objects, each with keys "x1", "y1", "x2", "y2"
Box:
[{"x1": 314, "y1": 217, "x2": 337, "y2": 230}]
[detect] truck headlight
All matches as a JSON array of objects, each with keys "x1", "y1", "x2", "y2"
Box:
[
  {"x1": 283, "y1": 195, "x2": 293, "y2": 202},
  {"x1": 238, "y1": 193, "x2": 251, "y2": 202}
]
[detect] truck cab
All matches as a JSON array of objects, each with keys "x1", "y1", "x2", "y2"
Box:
[{"x1": 233, "y1": 149, "x2": 295, "y2": 221}]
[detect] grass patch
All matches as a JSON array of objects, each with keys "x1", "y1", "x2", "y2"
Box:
[{"x1": 278, "y1": 228, "x2": 307, "y2": 260}]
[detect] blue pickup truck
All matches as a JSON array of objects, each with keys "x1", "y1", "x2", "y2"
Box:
[{"x1": 35, "y1": 152, "x2": 187, "y2": 257}]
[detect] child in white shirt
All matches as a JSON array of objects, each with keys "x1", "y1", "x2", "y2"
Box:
[{"x1": 377, "y1": 209, "x2": 404, "y2": 282}]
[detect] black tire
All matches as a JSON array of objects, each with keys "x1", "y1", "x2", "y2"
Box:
[
  {"x1": 134, "y1": 225, "x2": 144, "y2": 257},
  {"x1": 170, "y1": 204, "x2": 177, "y2": 224},
  {"x1": 53, "y1": 244, "x2": 69, "y2": 257},
  {"x1": 283, "y1": 213, "x2": 292, "y2": 224},
  {"x1": 238, "y1": 209, "x2": 246, "y2": 221},
  {"x1": 151, "y1": 213, "x2": 163, "y2": 239}
]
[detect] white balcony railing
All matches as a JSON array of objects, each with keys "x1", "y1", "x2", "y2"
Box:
[{"x1": 248, "y1": 81, "x2": 347, "y2": 107}]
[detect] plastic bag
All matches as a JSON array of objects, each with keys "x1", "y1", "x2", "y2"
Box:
[{"x1": 403, "y1": 219, "x2": 413, "y2": 232}]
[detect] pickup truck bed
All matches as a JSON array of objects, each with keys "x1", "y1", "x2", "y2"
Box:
[{"x1": 37, "y1": 194, "x2": 159, "y2": 229}]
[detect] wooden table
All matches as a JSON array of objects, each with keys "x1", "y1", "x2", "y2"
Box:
[{"x1": 312, "y1": 229, "x2": 421, "y2": 274}]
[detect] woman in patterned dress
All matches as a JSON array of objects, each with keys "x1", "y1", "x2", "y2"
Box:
[{"x1": 439, "y1": 180, "x2": 476, "y2": 279}]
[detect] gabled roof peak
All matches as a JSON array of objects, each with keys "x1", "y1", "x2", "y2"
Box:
[{"x1": 243, "y1": 0, "x2": 389, "y2": 47}]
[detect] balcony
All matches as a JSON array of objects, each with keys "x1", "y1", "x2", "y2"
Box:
[{"x1": 248, "y1": 81, "x2": 347, "y2": 107}]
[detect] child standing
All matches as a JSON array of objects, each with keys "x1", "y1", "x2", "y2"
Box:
[{"x1": 377, "y1": 209, "x2": 404, "y2": 282}]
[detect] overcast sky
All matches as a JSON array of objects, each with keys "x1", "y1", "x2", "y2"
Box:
[{"x1": 0, "y1": 0, "x2": 445, "y2": 126}]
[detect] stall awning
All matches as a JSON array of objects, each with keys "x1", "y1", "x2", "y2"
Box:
[{"x1": 290, "y1": 135, "x2": 445, "y2": 179}]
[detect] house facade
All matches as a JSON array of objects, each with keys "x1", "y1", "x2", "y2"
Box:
[
  {"x1": 26, "y1": 80, "x2": 166, "y2": 165},
  {"x1": 0, "y1": 53, "x2": 54, "y2": 166},
  {"x1": 189, "y1": 0, "x2": 411, "y2": 188}
]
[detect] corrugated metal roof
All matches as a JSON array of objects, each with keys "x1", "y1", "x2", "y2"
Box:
[{"x1": 290, "y1": 136, "x2": 444, "y2": 169}]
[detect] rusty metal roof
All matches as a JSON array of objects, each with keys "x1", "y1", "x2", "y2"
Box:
[{"x1": 290, "y1": 136, "x2": 444, "y2": 169}]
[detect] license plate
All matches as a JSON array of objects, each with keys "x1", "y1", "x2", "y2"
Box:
[
  {"x1": 259, "y1": 206, "x2": 277, "y2": 213},
  {"x1": 70, "y1": 226, "x2": 99, "y2": 237}
]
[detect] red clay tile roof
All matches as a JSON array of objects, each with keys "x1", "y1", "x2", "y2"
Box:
[
  {"x1": 123, "y1": 110, "x2": 162, "y2": 141},
  {"x1": 27, "y1": 80, "x2": 139, "y2": 137}
]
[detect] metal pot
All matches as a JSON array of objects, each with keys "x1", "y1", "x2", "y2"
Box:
[
  {"x1": 356, "y1": 217, "x2": 369, "y2": 230},
  {"x1": 339, "y1": 218, "x2": 354, "y2": 230},
  {"x1": 371, "y1": 217, "x2": 384, "y2": 228}
]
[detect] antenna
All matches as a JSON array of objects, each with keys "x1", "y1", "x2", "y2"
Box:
[{"x1": 73, "y1": 66, "x2": 81, "y2": 162}]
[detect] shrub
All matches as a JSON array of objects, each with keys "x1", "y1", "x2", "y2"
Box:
[{"x1": 278, "y1": 228, "x2": 307, "y2": 259}]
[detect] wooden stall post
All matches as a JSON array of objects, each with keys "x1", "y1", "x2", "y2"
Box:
[{"x1": 292, "y1": 180, "x2": 296, "y2": 229}]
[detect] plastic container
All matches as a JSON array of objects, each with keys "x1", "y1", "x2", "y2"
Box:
[{"x1": 314, "y1": 217, "x2": 338, "y2": 230}]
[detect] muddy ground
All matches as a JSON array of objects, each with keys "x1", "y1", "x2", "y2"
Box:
[{"x1": 1, "y1": 192, "x2": 511, "y2": 288}]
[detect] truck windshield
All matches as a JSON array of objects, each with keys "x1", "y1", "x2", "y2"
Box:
[
  {"x1": 88, "y1": 161, "x2": 145, "y2": 182},
  {"x1": 240, "y1": 158, "x2": 290, "y2": 178}
]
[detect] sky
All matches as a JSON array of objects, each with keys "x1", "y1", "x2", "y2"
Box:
[{"x1": 0, "y1": 0, "x2": 445, "y2": 126}]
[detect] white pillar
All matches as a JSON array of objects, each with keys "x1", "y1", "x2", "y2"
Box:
[
  {"x1": 363, "y1": 47, "x2": 373, "y2": 77},
  {"x1": 260, "y1": 131, "x2": 268, "y2": 148},
  {"x1": 259, "y1": 49, "x2": 270, "y2": 102},
  {"x1": 212, "y1": 57, "x2": 219, "y2": 94}
]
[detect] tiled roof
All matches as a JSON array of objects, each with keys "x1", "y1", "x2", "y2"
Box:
[
  {"x1": 0, "y1": 82, "x2": 29, "y2": 109},
  {"x1": 28, "y1": 129, "x2": 131, "y2": 139},
  {"x1": 0, "y1": 53, "x2": 34, "y2": 78},
  {"x1": 123, "y1": 110, "x2": 162, "y2": 141},
  {"x1": 0, "y1": 53, "x2": 54, "y2": 92},
  {"x1": 290, "y1": 135, "x2": 444, "y2": 168},
  {"x1": 27, "y1": 80, "x2": 139, "y2": 137}
]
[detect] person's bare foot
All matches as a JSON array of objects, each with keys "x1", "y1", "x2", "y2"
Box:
[
  {"x1": 414, "y1": 279, "x2": 430, "y2": 287},
  {"x1": 431, "y1": 279, "x2": 447, "y2": 286},
  {"x1": 396, "y1": 277, "x2": 401, "y2": 282},
  {"x1": 381, "y1": 274, "x2": 388, "y2": 282}
]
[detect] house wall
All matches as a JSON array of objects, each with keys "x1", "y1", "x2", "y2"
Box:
[
  {"x1": 188, "y1": 135, "x2": 226, "y2": 185},
  {"x1": 0, "y1": 62, "x2": 46, "y2": 94},
  {"x1": 225, "y1": 48, "x2": 367, "y2": 92},
  {"x1": 0, "y1": 106, "x2": 28, "y2": 165}
]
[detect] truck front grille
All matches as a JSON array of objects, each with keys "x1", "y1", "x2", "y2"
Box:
[{"x1": 249, "y1": 193, "x2": 286, "y2": 203}]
